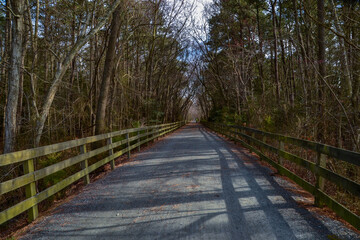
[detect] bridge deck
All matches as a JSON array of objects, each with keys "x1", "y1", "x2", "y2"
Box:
[{"x1": 21, "y1": 124, "x2": 358, "y2": 239}]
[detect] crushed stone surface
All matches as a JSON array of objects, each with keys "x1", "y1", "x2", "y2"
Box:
[{"x1": 20, "y1": 124, "x2": 360, "y2": 240}]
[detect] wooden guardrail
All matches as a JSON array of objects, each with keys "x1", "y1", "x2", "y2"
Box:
[
  {"x1": 203, "y1": 121, "x2": 360, "y2": 230},
  {"x1": 0, "y1": 121, "x2": 185, "y2": 225}
]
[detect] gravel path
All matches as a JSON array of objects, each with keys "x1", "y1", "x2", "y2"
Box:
[{"x1": 20, "y1": 124, "x2": 359, "y2": 240}]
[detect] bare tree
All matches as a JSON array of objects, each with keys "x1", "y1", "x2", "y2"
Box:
[
  {"x1": 4, "y1": 0, "x2": 24, "y2": 153},
  {"x1": 96, "y1": 5, "x2": 123, "y2": 135},
  {"x1": 34, "y1": 0, "x2": 123, "y2": 146}
]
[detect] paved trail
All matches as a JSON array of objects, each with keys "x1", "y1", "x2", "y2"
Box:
[{"x1": 21, "y1": 124, "x2": 359, "y2": 240}]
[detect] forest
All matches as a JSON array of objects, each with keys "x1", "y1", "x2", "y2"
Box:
[
  {"x1": 196, "y1": 0, "x2": 360, "y2": 152},
  {"x1": 1, "y1": 0, "x2": 360, "y2": 234},
  {"x1": 2, "y1": 0, "x2": 359, "y2": 158},
  {"x1": 0, "y1": 0, "x2": 195, "y2": 156},
  {"x1": 193, "y1": 0, "x2": 360, "y2": 222}
]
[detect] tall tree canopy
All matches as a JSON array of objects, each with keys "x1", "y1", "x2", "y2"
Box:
[
  {"x1": 196, "y1": 0, "x2": 360, "y2": 151},
  {"x1": 0, "y1": 0, "x2": 193, "y2": 152}
]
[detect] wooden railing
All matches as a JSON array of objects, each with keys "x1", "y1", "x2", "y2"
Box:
[
  {"x1": 0, "y1": 121, "x2": 185, "y2": 225},
  {"x1": 203, "y1": 122, "x2": 360, "y2": 230}
]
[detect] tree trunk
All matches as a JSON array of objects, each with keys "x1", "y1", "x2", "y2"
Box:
[
  {"x1": 95, "y1": 6, "x2": 122, "y2": 135},
  {"x1": 317, "y1": 0, "x2": 326, "y2": 142},
  {"x1": 331, "y1": 0, "x2": 352, "y2": 97},
  {"x1": 4, "y1": 0, "x2": 24, "y2": 153},
  {"x1": 293, "y1": 0, "x2": 309, "y2": 119},
  {"x1": 34, "y1": 0, "x2": 123, "y2": 146},
  {"x1": 270, "y1": 0, "x2": 280, "y2": 104}
]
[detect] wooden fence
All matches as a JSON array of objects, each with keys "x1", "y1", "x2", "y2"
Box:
[
  {"x1": 203, "y1": 122, "x2": 360, "y2": 230},
  {"x1": 0, "y1": 121, "x2": 184, "y2": 225}
]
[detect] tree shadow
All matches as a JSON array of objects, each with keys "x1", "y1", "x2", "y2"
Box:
[{"x1": 21, "y1": 124, "x2": 339, "y2": 240}]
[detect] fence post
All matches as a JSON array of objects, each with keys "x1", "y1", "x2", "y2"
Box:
[
  {"x1": 235, "y1": 127, "x2": 240, "y2": 140},
  {"x1": 154, "y1": 127, "x2": 157, "y2": 141},
  {"x1": 262, "y1": 135, "x2": 267, "y2": 153},
  {"x1": 278, "y1": 140, "x2": 284, "y2": 165},
  {"x1": 150, "y1": 128, "x2": 154, "y2": 143},
  {"x1": 23, "y1": 159, "x2": 38, "y2": 222},
  {"x1": 315, "y1": 152, "x2": 326, "y2": 206},
  {"x1": 151, "y1": 127, "x2": 154, "y2": 143},
  {"x1": 80, "y1": 144, "x2": 90, "y2": 184},
  {"x1": 137, "y1": 130, "x2": 141, "y2": 151},
  {"x1": 107, "y1": 137, "x2": 115, "y2": 170},
  {"x1": 125, "y1": 133, "x2": 130, "y2": 159},
  {"x1": 126, "y1": 132, "x2": 130, "y2": 159},
  {"x1": 249, "y1": 132, "x2": 255, "y2": 153},
  {"x1": 229, "y1": 126, "x2": 233, "y2": 140},
  {"x1": 233, "y1": 127, "x2": 238, "y2": 142},
  {"x1": 155, "y1": 127, "x2": 158, "y2": 141}
]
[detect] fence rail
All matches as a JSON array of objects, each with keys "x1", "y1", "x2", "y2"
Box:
[
  {"x1": 0, "y1": 121, "x2": 184, "y2": 225},
  {"x1": 203, "y1": 121, "x2": 360, "y2": 230}
]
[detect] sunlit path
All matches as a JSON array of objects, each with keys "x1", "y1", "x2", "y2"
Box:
[{"x1": 20, "y1": 124, "x2": 357, "y2": 240}]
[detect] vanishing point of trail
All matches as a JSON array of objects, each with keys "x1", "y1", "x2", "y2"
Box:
[{"x1": 21, "y1": 124, "x2": 358, "y2": 240}]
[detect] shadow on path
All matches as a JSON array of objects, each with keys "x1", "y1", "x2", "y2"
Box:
[{"x1": 20, "y1": 124, "x2": 350, "y2": 240}]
